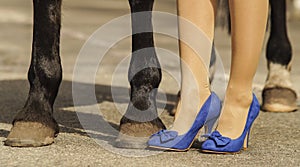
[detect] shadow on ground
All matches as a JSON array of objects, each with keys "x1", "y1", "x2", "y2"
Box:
[{"x1": 0, "y1": 79, "x2": 177, "y2": 144}]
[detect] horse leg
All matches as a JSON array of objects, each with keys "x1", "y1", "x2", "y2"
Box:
[
  {"x1": 262, "y1": 0, "x2": 298, "y2": 112},
  {"x1": 5, "y1": 0, "x2": 62, "y2": 146},
  {"x1": 115, "y1": 0, "x2": 166, "y2": 148}
]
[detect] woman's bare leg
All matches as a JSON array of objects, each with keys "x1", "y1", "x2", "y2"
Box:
[
  {"x1": 172, "y1": 0, "x2": 217, "y2": 134},
  {"x1": 216, "y1": 0, "x2": 269, "y2": 138}
]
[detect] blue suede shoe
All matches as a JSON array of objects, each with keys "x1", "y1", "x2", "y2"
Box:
[
  {"x1": 201, "y1": 93, "x2": 260, "y2": 154},
  {"x1": 147, "y1": 92, "x2": 221, "y2": 151}
]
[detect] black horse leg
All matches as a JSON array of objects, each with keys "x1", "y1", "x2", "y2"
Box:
[
  {"x1": 262, "y1": 0, "x2": 297, "y2": 112},
  {"x1": 115, "y1": 0, "x2": 165, "y2": 148},
  {"x1": 5, "y1": 0, "x2": 62, "y2": 146}
]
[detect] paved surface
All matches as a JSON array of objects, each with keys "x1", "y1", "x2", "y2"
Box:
[{"x1": 0, "y1": 0, "x2": 299, "y2": 166}]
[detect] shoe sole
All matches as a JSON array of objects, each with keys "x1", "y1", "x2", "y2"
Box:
[{"x1": 201, "y1": 149, "x2": 242, "y2": 154}]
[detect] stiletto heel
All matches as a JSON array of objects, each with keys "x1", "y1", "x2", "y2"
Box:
[
  {"x1": 147, "y1": 92, "x2": 221, "y2": 151},
  {"x1": 201, "y1": 93, "x2": 260, "y2": 154},
  {"x1": 243, "y1": 127, "x2": 252, "y2": 150},
  {"x1": 205, "y1": 117, "x2": 218, "y2": 135},
  {"x1": 198, "y1": 116, "x2": 219, "y2": 142},
  {"x1": 198, "y1": 107, "x2": 221, "y2": 142},
  {"x1": 199, "y1": 100, "x2": 222, "y2": 141}
]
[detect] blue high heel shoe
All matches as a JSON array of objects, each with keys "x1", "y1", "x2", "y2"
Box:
[
  {"x1": 147, "y1": 92, "x2": 221, "y2": 151},
  {"x1": 201, "y1": 93, "x2": 260, "y2": 154}
]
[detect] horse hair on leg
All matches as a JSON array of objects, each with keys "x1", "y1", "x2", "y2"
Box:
[
  {"x1": 262, "y1": 0, "x2": 298, "y2": 112},
  {"x1": 115, "y1": 0, "x2": 166, "y2": 149},
  {"x1": 5, "y1": 0, "x2": 62, "y2": 147}
]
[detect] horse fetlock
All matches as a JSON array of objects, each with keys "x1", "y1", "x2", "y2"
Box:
[
  {"x1": 129, "y1": 67, "x2": 161, "y2": 88},
  {"x1": 265, "y1": 62, "x2": 293, "y2": 89}
]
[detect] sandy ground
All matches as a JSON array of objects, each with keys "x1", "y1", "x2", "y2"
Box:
[{"x1": 0, "y1": 0, "x2": 299, "y2": 166}]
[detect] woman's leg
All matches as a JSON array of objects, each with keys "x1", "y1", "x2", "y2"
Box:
[
  {"x1": 172, "y1": 0, "x2": 217, "y2": 134},
  {"x1": 216, "y1": 0, "x2": 268, "y2": 138}
]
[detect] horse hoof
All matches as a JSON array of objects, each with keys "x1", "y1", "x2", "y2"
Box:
[
  {"x1": 4, "y1": 122, "x2": 56, "y2": 147},
  {"x1": 262, "y1": 87, "x2": 298, "y2": 113},
  {"x1": 114, "y1": 118, "x2": 165, "y2": 149}
]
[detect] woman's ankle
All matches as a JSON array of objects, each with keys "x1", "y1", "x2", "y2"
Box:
[
  {"x1": 216, "y1": 89, "x2": 254, "y2": 139},
  {"x1": 171, "y1": 89, "x2": 211, "y2": 135},
  {"x1": 224, "y1": 88, "x2": 253, "y2": 108}
]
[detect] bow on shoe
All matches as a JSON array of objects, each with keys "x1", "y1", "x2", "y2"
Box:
[
  {"x1": 151, "y1": 129, "x2": 178, "y2": 143},
  {"x1": 208, "y1": 131, "x2": 231, "y2": 146}
]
